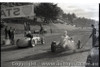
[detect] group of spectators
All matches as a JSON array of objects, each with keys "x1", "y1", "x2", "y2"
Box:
[{"x1": 4, "y1": 26, "x2": 15, "y2": 45}]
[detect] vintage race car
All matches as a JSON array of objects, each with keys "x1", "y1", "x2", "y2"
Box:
[
  {"x1": 16, "y1": 36, "x2": 44, "y2": 48},
  {"x1": 51, "y1": 37, "x2": 77, "y2": 52}
]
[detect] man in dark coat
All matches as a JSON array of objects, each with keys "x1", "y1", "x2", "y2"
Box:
[{"x1": 89, "y1": 24, "x2": 97, "y2": 47}]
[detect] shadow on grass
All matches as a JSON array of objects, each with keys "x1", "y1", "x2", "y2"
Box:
[{"x1": 6, "y1": 48, "x2": 90, "y2": 62}]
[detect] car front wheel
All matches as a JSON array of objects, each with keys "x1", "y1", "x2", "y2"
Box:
[{"x1": 30, "y1": 39, "x2": 35, "y2": 47}]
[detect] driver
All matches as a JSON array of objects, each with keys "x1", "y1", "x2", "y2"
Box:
[
  {"x1": 25, "y1": 31, "x2": 33, "y2": 38},
  {"x1": 59, "y1": 30, "x2": 71, "y2": 48}
]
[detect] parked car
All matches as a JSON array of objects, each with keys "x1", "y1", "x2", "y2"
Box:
[{"x1": 85, "y1": 38, "x2": 99, "y2": 67}]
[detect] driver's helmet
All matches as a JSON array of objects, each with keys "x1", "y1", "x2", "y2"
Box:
[
  {"x1": 25, "y1": 31, "x2": 31, "y2": 35},
  {"x1": 28, "y1": 31, "x2": 31, "y2": 34}
]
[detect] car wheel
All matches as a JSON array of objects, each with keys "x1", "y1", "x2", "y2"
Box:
[
  {"x1": 51, "y1": 41, "x2": 56, "y2": 52},
  {"x1": 30, "y1": 39, "x2": 35, "y2": 47},
  {"x1": 16, "y1": 39, "x2": 20, "y2": 48},
  {"x1": 41, "y1": 37, "x2": 45, "y2": 45},
  {"x1": 86, "y1": 55, "x2": 92, "y2": 67}
]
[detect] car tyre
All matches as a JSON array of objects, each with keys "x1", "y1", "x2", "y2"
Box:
[
  {"x1": 16, "y1": 39, "x2": 21, "y2": 48},
  {"x1": 51, "y1": 41, "x2": 56, "y2": 52},
  {"x1": 86, "y1": 55, "x2": 92, "y2": 67},
  {"x1": 41, "y1": 37, "x2": 45, "y2": 45},
  {"x1": 30, "y1": 39, "x2": 35, "y2": 47}
]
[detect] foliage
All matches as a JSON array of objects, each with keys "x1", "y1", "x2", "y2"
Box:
[
  {"x1": 34, "y1": 3, "x2": 63, "y2": 23},
  {"x1": 61, "y1": 13, "x2": 95, "y2": 27},
  {"x1": 1, "y1": 3, "x2": 96, "y2": 27}
]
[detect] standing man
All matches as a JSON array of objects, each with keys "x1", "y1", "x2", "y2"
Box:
[
  {"x1": 50, "y1": 27, "x2": 53, "y2": 34},
  {"x1": 24, "y1": 22, "x2": 27, "y2": 31},
  {"x1": 89, "y1": 24, "x2": 97, "y2": 47},
  {"x1": 4, "y1": 26, "x2": 8, "y2": 39},
  {"x1": 39, "y1": 24, "x2": 45, "y2": 44},
  {"x1": 27, "y1": 22, "x2": 30, "y2": 31},
  {"x1": 8, "y1": 27, "x2": 12, "y2": 40},
  {"x1": 10, "y1": 28, "x2": 15, "y2": 45},
  {"x1": 40, "y1": 24, "x2": 44, "y2": 34}
]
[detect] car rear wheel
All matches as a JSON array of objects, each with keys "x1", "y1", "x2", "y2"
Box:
[
  {"x1": 16, "y1": 39, "x2": 21, "y2": 48},
  {"x1": 51, "y1": 41, "x2": 56, "y2": 52},
  {"x1": 41, "y1": 37, "x2": 45, "y2": 45}
]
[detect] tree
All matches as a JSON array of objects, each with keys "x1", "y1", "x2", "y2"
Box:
[
  {"x1": 34, "y1": 3, "x2": 63, "y2": 23},
  {"x1": 66, "y1": 13, "x2": 77, "y2": 25},
  {"x1": 71, "y1": 13, "x2": 76, "y2": 19}
]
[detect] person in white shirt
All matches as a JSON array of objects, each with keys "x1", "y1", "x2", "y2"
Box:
[
  {"x1": 59, "y1": 30, "x2": 76, "y2": 50},
  {"x1": 59, "y1": 31, "x2": 70, "y2": 48}
]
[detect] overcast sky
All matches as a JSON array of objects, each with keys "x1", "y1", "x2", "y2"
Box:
[{"x1": 57, "y1": 3, "x2": 99, "y2": 21}]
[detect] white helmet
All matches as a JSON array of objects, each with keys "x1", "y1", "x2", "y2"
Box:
[
  {"x1": 28, "y1": 31, "x2": 31, "y2": 34},
  {"x1": 64, "y1": 30, "x2": 67, "y2": 35}
]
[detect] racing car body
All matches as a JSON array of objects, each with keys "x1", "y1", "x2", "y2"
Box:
[{"x1": 16, "y1": 36, "x2": 44, "y2": 48}]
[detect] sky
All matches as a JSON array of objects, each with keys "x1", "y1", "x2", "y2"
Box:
[
  {"x1": 57, "y1": 3, "x2": 99, "y2": 21},
  {"x1": 1, "y1": 0, "x2": 99, "y2": 21},
  {"x1": 0, "y1": 0, "x2": 99, "y2": 21}
]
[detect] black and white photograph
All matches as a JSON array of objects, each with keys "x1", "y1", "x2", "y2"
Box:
[{"x1": 1, "y1": 2, "x2": 99, "y2": 67}]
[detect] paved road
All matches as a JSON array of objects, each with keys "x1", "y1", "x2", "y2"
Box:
[{"x1": 1, "y1": 30, "x2": 92, "y2": 67}]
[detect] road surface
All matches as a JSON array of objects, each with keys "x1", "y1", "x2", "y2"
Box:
[{"x1": 1, "y1": 30, "x2": 92, "y2": 67}]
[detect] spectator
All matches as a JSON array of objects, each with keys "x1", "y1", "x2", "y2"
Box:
[
  {"x1": 27, "y1": 22, "x2": 30, "y2": 31},
  {"x1": 89, "y1": 24, "x2": 97, "y2": 47},
  {"x1": 4, "y1": 26, "x2": 8, "y2": 39},
  {"x1": 8, "y1": 27, "x2": 12, "y2": 40},
  {"x1": 40, "y1": 24, "x2": 44, "y2": 34},
  {"x1": 50, "y1": 28, "x2": 53, "y2": 34},
  {"x1": 24, "y1": 22, "x2": 27, "y2": 31},
  {"x1": 10, "y1": 28, "x2": 15, "y2": 45},
  {"x1": 24, "y1": 22, "x2": 30, "y2": 32},
  {"x1": 77, "y1": 40, "x2": 81, "y2": 49}
]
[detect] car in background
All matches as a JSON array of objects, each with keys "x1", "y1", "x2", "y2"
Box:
[{"x1": 86, "y1": 38, "x2": 99, "y2": 67}]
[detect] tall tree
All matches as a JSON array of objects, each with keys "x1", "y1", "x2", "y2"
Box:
[
  {"x1": 34, "y1": 3, "x2": 63, "y2": 23},
  {"x1": 67, "y1": 13, "x2": 77, "y2": 25}
]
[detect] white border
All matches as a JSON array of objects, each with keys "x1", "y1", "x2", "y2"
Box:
[{"x1": 0, "y1": 0, "x2": 100, "y2": 3}]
